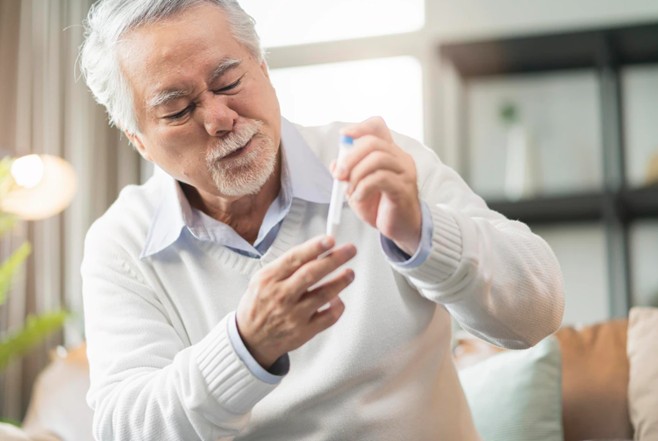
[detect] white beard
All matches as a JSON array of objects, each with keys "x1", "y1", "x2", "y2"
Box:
[{"x1": 205, "y1": 119, "x2": 277, "y2": 197}]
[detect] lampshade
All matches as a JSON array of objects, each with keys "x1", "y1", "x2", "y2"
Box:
[{"x1": 1, "y1": 154, "x2": 77, "y2": 220}]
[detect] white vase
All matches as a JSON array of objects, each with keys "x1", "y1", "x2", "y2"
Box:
[{"x1": 504, "y1": 124, "x2": 539, "y2": 200}]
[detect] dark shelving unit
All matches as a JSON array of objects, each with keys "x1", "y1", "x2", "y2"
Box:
[
  {"x1": 440, "y1": 22, "x2": 658, "y2": 318},
  {"x1": 622, "y1": 185, "x2": 658, "y2": 219},
  {"x1": 440, "y1": 22, "x2": 658, "y2": 78},
  {"x1": 488, "y1": 192, "x2": 604, "y2": 225}
]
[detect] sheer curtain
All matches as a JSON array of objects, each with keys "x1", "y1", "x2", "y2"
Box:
[{"x1": 0, "y1": 0, "x2": 141, "y2": 421}]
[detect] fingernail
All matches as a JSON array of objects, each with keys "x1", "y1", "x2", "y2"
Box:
[
  {"x1": 321, "y1": 236, "x2": 333, "y2": 249},
  {"x1": 336, "y1": 166, "x2": 346, "y2": 179}
]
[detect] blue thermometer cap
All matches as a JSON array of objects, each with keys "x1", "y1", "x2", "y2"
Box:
[{"x1": 340, "y1": 135, "x2": 354, "y2": 145}]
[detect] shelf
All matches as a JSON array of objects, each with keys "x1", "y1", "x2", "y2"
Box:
[
  {"x1": 487, "y1": 192, "x2": 604, "y2": 225},
  {"x1": 611, "y1": 25, "x2": 658, "y2": 65},
  {"x1": 486, "y1": 186, "x2": 658, "y2": 225},
  {"x1": 441, "y1": 21, "x2": 658, "y2": 317},
  {"x1": 440, "y1": 22, "x2": 658, "y2": 78},
  {"x1": 621, "y1": 185, "x2": 658, "y2": 219}
]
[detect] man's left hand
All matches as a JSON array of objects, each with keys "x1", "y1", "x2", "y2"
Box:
[{"x1": 335, "y1": 116, "x2": 422, "y2": 256}]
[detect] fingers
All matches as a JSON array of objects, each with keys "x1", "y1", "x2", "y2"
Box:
[
  {"x1": 283, "y1": 243, "x2": 357, "y2": 296},
  {"x1": 344, "y1": 150, "x2": 407, "y2": 196},
  {"x1": 268, "y1": 235, "x2": 335, "y2": 281},
  {"x1": 331, "y1": 131, "x2": 415, "y2": 208},
  {"x1": 298, "y1": 267, "x2": 355, "y2": 316},
  {"x1": 309, "y1": 296, "x2": 345, "y2": 335},
  {"x1": 350, "y1": 169, "x2": 412, "y2": 204},
  {"x1": 340, "y1": 116, "x2": 393, "y2": 142},
  {"x1": 305, "y1": 268, "x2": 354, "y2": 336},
  {"x1": 237, "y1": 253, "x2": 355, "y2": 367},
  {"x1": 333, "y1": 117, "x2": 422, "y2": 254},
  {"x1": 335, "y1": 116, "x2": 398, "y2": 185},
  {"x1": 334, "y1": 135, "x2": 395, "y2": 181}
]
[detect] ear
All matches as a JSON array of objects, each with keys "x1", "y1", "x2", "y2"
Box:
[{"x1": 125, "y1": 131, "x2": 151, "y2": 161}]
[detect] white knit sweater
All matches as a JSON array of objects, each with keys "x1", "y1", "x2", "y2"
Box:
[{"x1": 81, "y1": 121, "x2": 564, "y2": 441}]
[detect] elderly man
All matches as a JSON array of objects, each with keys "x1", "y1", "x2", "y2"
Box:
[{"x1": 79, "y1": 1, "x2": 564, "y2": 440}]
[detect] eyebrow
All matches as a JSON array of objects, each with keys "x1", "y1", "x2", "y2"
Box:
[
  {"x1": 147, "y1": 57, "x2": 242, "y2": 109},
  {"x1": 209, "y1": 57, "x2": 241, "y2": 84}
]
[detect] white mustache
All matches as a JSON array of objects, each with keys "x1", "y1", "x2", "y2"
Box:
[{"x1": 206, "y1": 119, "x2": 264, "y2": 162}]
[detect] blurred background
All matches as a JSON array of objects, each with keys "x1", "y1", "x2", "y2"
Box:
[{"x1": 1, "y1": 0, "x2": 657, "y2": 423}]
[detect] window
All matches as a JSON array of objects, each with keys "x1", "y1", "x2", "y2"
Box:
[
  {"x1": 269, "y1": 56, "x2": 424, "y2": 142},
  {"x1": 240, "y1": 0, "x2": 424, "y2": 47}
]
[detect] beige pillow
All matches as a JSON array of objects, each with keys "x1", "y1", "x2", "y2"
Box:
[
  {"x1": 627, "y1": 307, "x2": 658, "y2": 440},
  {"x1": 0, "y1": 423, "x2": 30, "y2": 441},
  {"x1": 555, "y1": 319, "x2": 632, "y2": 441},
  {"x1": 22, "y1": 344, "x2": 92, "y2": 441}
]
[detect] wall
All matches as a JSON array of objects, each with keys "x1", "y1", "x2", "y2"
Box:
[{"x1": 426, "y1": 0, "x2": 658, "y2": 41}]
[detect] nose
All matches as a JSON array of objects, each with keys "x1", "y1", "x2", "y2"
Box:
[{"x1": 201, "y1": 94, "x2": 238, "y2": 137}]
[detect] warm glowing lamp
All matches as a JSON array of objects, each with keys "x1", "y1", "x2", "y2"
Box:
[{"x1": 1, "y1": 154, "x2": 77, "y2": 220}]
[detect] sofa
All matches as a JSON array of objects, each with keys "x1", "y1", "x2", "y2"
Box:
[
  {"x1": 0, "y1": 343, "x2": 93, "y2": 441},
  {"x1": 1, "y1": 307, "x2": 657, "y2": 441},
  {"x1": 454, "y1": 306, "x2": 658, "y2": 441}
]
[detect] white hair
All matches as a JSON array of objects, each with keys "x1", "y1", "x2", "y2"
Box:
[{"x1": 79, "y1": 0, "x2": 264, "y2": 135}]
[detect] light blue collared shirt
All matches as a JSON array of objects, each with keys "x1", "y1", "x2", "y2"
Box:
[{"x1": 141, "y1": 118, "x2": 433, "y2": 380}]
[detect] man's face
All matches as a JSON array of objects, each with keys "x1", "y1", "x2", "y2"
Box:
[{"x1": 119, "y1": 3, "x2": 281, "y2": 199}]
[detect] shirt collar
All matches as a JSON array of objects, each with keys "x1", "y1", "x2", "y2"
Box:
[
  {"x1": 140, "y1": 117, "x2": 332, "y2": 258},
  {"x1": 281, "y1": 118, "x2": 333, "y2": 203}
]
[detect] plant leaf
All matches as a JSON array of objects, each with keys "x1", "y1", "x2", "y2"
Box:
[
  {"x1": 0, "y1": 417, "x2": 22, "y2": 427},
  {"x1": 0, "y1": 213, "x2": 16, "y2": 236},
  {"x1": 0, "y1": 310, "x2": 69, "y2": 371},
  {"x1": 0, "y1": 242, "x2": 31, "y2": 306}
]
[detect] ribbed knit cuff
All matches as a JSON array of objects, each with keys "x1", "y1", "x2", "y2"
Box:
[
  {"x1": 192, "y1": 316, "x2": 278, "y2": 414},
  {"x1": 391, "y1": 204, "x2": 463, "y2": 288},
  {"x1": 379, "y1": 200, "x2": 433, "y2": 268},
  {"x1": 227, "y1": 311, "x2": 289, "y2": 383}
]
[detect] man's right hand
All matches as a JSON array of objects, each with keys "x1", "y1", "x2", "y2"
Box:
[{"x1": 236, "y1": 236, "x2": 357, "y2": 369}]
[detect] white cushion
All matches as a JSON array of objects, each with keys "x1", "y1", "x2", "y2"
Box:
[{"x1": 458, "y1": 336, "x2": 563, "y2": 441}]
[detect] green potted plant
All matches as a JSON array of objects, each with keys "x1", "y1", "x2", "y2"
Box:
[
  {"x1": 0, "y1": 155, "x2": 75, "y2": 425},
  {"x1": 499, "y1": 101, "x2": 540, "y2": 200}
]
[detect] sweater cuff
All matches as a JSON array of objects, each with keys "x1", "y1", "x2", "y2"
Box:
[
  {"x1": 192, "y1": 315, "x2": 279, "y2": 414},
  {"x1": 391, "y1": 204, "x2": 463, "y2": 286},
  {"x1": 379, "y1": 200, "x2": 433, "y2": 268},
  {"x1": 227, "y1": 311, "x2": 289, "y2": 382}
]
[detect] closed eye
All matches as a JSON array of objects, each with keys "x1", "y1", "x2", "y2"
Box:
[
  {"x1": 164, "y1": 104, "x2": 195, "y2": 120},
  {"x1": 213, "y1": 75, "x2": 244, "y2": 94}
]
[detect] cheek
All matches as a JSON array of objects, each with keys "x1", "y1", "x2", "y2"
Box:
[
  {"x1": 153, "y1": 120, "x2": 200, "y2": 141},
  {"x1": 232, "y1": 80, "x2": 279, "y2": 118},
  {"x1": 259, "y1": 84, "x2": 279, "y2": 114},
  {"x1": 151, "y1": 124, "x2": 206, "y2": 158},
  {"x1": 146, "y1": 125, "x2": 200, "y2": 163}
]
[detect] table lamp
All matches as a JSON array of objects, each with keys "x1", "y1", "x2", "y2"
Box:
[{"x1": 1, "y1": 154, "x2": 77, "y2": 220}]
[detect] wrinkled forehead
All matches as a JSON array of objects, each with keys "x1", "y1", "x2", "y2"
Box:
[
  {"x1": 117, "y1": 3, "x2": 244, "y2": 94},
  {"x1": 118, "y1": 2, "x2": 244, "y2": 76}
]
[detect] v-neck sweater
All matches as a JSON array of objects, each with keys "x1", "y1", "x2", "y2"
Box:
[{"x1": 81, "y1": 121, "x2": 563, "y2": 441}]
